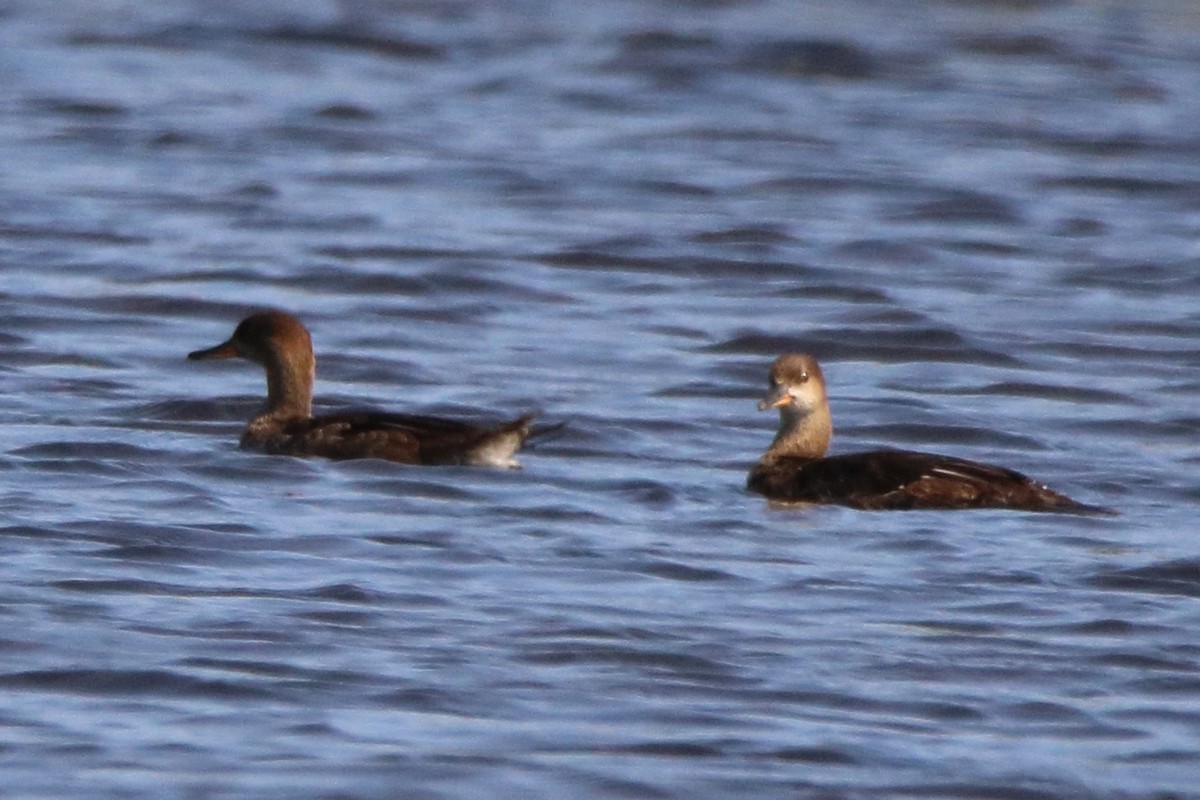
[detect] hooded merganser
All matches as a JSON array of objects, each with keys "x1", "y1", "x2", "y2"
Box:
[
  {"x1": 747, "y1": 353, "x2": 1113, "y2": 514},
  {"x1": 188, "y1": 311, "x2": 534, "y2": 467}
]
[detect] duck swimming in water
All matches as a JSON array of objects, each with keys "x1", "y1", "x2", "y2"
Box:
[
  {"x1": 188, "y1": 310, "x2": 535, "y2": 467},
  {"x1": 747, "y1": 353, "x2": 1112, "y2": 513}
]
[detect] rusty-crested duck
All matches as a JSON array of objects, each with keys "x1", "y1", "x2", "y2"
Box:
[
  {"x1": 188, "y1": 311, "x2": 534, "y2": 467},
  {"x1": 747, "y1": 353, "x2": 1112, "y2": 513}
]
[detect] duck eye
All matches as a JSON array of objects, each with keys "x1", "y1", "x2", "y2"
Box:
[{"x1": 799, "y1": 372, "x2": 808, "y2": 383}]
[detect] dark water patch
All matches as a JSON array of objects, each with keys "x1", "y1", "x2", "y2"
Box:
[
  {"x1": 1038, "y1": 175, "x2": 1199, "y2": 196},
  {"x1": 635, "y1": 560, "x2": 737, "y2": 583},
  {"x1": 831, "y1": 238, "x2": 936, "y2": 267},
  {"x1": 1060, "y1": 260, "x2": 1200, "y2": 293},
  {"x1": 903, "y1": 619, "x2": 1001, "y2": 636},
  {"x1": 303, "y1": 267, "x2": 570, "y2": 304},
  {"x1": 230, "y1": 208, "x2": 378, "y2": 233},
  {"x1": 295, "y1": 609, "x2": 376, "y2": 627},
  {"x1": 10, "y1": 441, "x2": 166, "y2": 461},
  {"x1": 1112, "y1": 749, "x2": 1200, "y2": 764},
  {"x1": 1123, "y1": 675, "x2": 1200, "y2": 695},
  {"x1": 46, "y1": 293, "x2": 212, "y2": 325},
  {"x1": 888, "y1": 190, "x2": 1022, "y2": 225},
  {"x1": 87, "y1": 187, "x2": 276, "y2": 219},
  {"x1": 314, "y1": 244, "x2": 479, "y2": 262},
  {"x1": 841, "y1": 306, "x2": 934, "y2": 327},
  {"x1": 290, "y1": 270, "x2": 427, "y2": 296},
  {"x1": 314, "y1": 103, "x2": 377, "y2": 121},
  {"x1": 329, "y1": 474, "x2": 490, "y2": 504},
  {"x1": 534, "y1": 250, "x2": 817, "y2": 280},
  {"x1": 657, "y1": 125, "x2": 833, "y2": 149},
  {"x1": 689, "y1": 224, "x2": 795, "y2": 246},
  {"x1": 956, "y1": 34, "x2": 1067, "y2": 58},
  {"x1": 1042, "y1": 342, "x2": 1196, "y2": 369},
  {"x1": 304, "y1": 583, "x2": 380, "y2": 604},
  {"x1": 260, "y1": 123, "x2": 397, "y2": 155},
  {"x1": 630, "y1": 179, "x2": 716, "y2": 198},
  {"x1": 1002, "y1": 700, "x2": 1091, "y2": 723},
  {"x1": 1032, "y1": 132, "x2": 1155, "y2": 157},
  {"x1": 924, "y1": 381, "x2": 1130, "y2": 405},
  {"x1": 167, "y1": 395, "x2": 258, "y2": 423},
  {"x1": 739, "y1": 39, "x2": 878, "y2": 80},
  {"x1": 593, "y1": 478, "x2": 677, "y2": 509},
  {"x1": 306, "y1": 170, "x2": 417, "y2": 187},
  {"x1": 515, "y1": 642, "x2": 738, "y2": 681},
  {"x1": 1109, "y1": 319, "x2": 1200, "y2": 338},
  {"x1": 15, "y1": 457, "x2": 143, "y2": 477},
  {"x1": 935, "y1": 239, "x2": 1028, "y2": 257},
  {"x1": 0, "y1": 524, "x2": 68, "y2": 541},
  {"x1": 494, "y1": 504, "x2": 613, "y2": 525},
  {"x1": 65, "y1": 516, "x2": 268, "y2": 545},
  {"x1": 1053, "y1": 216, "x2": 1106, "y2": 237},
  {"x1": 149, "y1": 268, "x2": 284, "y2": 287},
  {"x1": 0, "y1": 224, "x2": 149, "y2": 246},
  {"x1": 0, "y1": 668, "x2": 271, "y2": 699},
  {"x1": 598, "y1": 740, "x2": 725, "y2": 757},
  {"x1": 52, "y1": 578, "x2": 203, "y2": 596},
  {"x1": 557, "y1": 90, "x2": 651, "y2": 113},
  {"x1": 884, "y1": 781, "x2": 1096, "y2": 800},
  {"x1": 65, "y1": 26, "x2": 228, "y2": 51},
  {"x1": 93, "y1": 543, "x2": 229, "y2": 565},
  {"x1": 755, "y1": 688, "x2": 984, "y2": 724},
  {"x1": 180, "y1": 656, "x2": 353, "y2": 682},
  {"x1": 945, "y1": 571, "x2": 1046, "y2": 590},
  {"x1": 611, "y1": 30, "x2": 723, "y2": 80},
  {"x1": 621, "y1": 30, "x2": 717, "y2": 54},
  {"x1": 28, "y1": 98, "x2": 127, "y2": 117},
  {"x1": 706, "y1": 329, "x2": 1021, "y2": 367},
  {"x1": 1090, "y1": 559, "x2": 1200, "y2": 599},
  {"x1": 1091, "y1": 652, "x2": 1196, "y2": 672},
  {"x1": 1053, "y1": 618, "x2": 1141, "y2": 636},
  {"x1": 146, "y1": 129, "x2": 208, "y2": 149},
  {"x1": 376, "y1": 686, "x2": 494, "y2": 716},
  {"x1": 768, "y1": 746, "x2": 858, "y2": 765},
  {"x1": 653, "y1": 380, "x2": 751, "y2": 399},
  {"x1": 746, "y1": 174, "x2": 908, "y2": 196},
  {"x1": 515, "y1": 624, "x2": 663, "y2": 644},
  {"x1": 251, "y1": 26, "x2": 443, "y2": 60},
  {"x1": 130, "y1": 398, "x2": 247, "y2": 423},
  {"x1": 938, "y1": 0, "x2": 1067, "y2": 8}
]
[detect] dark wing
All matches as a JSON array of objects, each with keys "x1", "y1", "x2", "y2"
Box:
[
  {"x1": 748, "y1": 449, "x2": 1104, "y2": 513},
  {"x1": 278, "y1": 411, "x2": 534, "y2": 464}
]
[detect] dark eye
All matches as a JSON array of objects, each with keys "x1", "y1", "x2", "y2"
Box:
[{"x1": 798, "y1": 372, "x2": 808, "y2": 383}]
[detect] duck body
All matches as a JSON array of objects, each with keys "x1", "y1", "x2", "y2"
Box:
[
  {"x1": 748, "y1": 353, "x2": 1112, "y2": 514},
  {"x1": 749, "y1": 449, "x2": 1091, "y2": 512},
  {"x1": 241, "y1": 409, "x2": 534, "y2": 467},
  {"x1": 189, "y1": 310, "x2": 534, "y2": 468}
]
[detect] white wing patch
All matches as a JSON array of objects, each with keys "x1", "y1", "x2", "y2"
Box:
[{"x1": 929, "y1": 465, "x2": 979, "y2": 482}]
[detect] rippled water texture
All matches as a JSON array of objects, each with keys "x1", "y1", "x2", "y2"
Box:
[{"x1": 0, "y1": 1, "x2": 1198, "y2": 797}]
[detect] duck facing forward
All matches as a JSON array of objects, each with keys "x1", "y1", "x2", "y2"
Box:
[
  {"x1": 188, "y1": 311, "x2": 534, "y2": 467},
  {"x1": 747, "y1": 354, "x2": 1112, "y2": 514}
]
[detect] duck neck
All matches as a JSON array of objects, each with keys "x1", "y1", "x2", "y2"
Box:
[
  {"x1": 262, "y1": 350, "x2": 314, "y2": 419},
  {"x1": 767, "y1": 403, "x2": 832, "y2": 460}
]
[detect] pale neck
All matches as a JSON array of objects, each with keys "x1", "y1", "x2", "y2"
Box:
[
  {"x1": 767, "y1": 403, "x2": 832, "y2": 459},
  {"x1": 262, "y1": 349, "x2": 314, "y2": 418}
]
